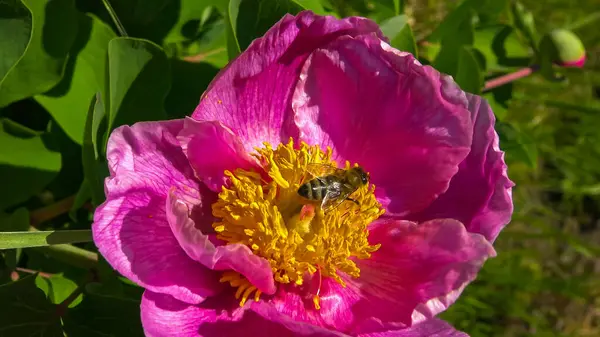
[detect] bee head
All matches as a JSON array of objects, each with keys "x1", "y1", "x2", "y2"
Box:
[{"x1": 353, "y1": 167, "x2": 369, "y2": 185}]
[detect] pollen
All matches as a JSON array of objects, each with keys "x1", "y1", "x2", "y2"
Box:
[{"x1": 212, "y1": 139, "x2": 384, "y2": 308}]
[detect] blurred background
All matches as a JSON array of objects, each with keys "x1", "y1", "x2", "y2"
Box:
[{"x1": 1, "y1": 0, "x2": 599, "y2": 336}]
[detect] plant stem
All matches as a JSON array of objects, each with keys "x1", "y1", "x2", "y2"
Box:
[
  {"x1": 15, "y1": 267, "x2": 53, "y2": 278},
  {"x1": 30, "y1": 195, "x2": 76, "y2": 226},
  {"x1": 483, "y1": 65, "x2": 540, "y2": 92},
  {"x1": 33, "y1": 244, "x2": 98, "y2": 269},
  {"x1": 101, "y1": 0, "x2": 128, "y2": 37}
]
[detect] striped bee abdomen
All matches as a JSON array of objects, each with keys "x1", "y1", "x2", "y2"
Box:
[{"x1": 298, "y1": 176, "x2": 331, "y2": 201}]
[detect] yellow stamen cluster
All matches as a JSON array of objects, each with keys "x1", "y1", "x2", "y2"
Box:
[{"x1": 212, "y1": 139, "x2": 384, "y2": 307}]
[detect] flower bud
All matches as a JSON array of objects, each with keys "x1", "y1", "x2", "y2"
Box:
[{"x1": 540, "y1": 29, "x2": 586, "y2": 68}]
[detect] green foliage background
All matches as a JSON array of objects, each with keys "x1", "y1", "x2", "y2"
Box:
[{"x1": 0, "y1": 0, "x2": 599, "y2": 336}]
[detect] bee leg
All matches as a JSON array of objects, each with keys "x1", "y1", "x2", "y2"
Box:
[{"x1": 346, "y1": 197, "x2": 360, "y2": 206}]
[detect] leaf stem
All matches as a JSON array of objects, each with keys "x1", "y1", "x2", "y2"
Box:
[{"x1": 101, "y1": 0, "x2": 128, "y2": 37}]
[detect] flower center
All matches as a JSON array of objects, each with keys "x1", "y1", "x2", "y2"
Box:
[{"x1": 212, "y1": 139, "x2": 384, "y2": 308}]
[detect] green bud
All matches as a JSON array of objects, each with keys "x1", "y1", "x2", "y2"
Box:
[{"x1": 539, "y1": 29, "x2": 586, "y2": 68}]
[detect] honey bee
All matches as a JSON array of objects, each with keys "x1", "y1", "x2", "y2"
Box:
[{"x1": 297, "y1": 163, "x2": 369, "y2": 211}]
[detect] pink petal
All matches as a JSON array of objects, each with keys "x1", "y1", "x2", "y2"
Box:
[
  {"x1": 255, "y1": 219, "x2": 494, "y2": 334},
  {"x1": 293, "y1": 36, "x2": 473, "y2": 216},
  {"x1": 351, "y1": 219, "x2": 495, "y2": 332},
  {"x1": 166, "y1": 190, "x2": 276, "y2": 295},
  {"x1": 93, "y1": 120, "x2": 222, "y2": 304},
  {"x1": 141, "y1": 291, "x2": 343, "y2": 337},
  {"x1": 192, "y1": 11, "x2": 385, "y2": 154},
  {"x1": 357, "y1": 318, "x2": 468, "y2": 337},
  {"x1": 178, "y1": 117, "x2": 259, "y2": 192},
  {"x1": 408, "y1": 94, "x2": 514, "y2": 243}
]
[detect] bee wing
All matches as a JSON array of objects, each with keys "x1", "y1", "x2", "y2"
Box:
[
  {"x1": 321, "y1": 192, "x2": 347, "y2": 212},
  {"x1": 305, "y1": 163, "x2": 343, "y2": 179},
  {"x1": 321, "y1": 187, "x2": 354, "y2": 212}
]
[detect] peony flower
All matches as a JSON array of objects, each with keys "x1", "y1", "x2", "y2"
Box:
[{"x1": 93, "y1": 10, "x2": 514, "y2": 337}]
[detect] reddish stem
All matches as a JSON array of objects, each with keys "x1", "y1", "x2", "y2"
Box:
[
  {"x1": 483, "y1": 65, "x2": 540, "y2": 92},
  {"x1": 15, "y1": 267, "x2": 53, "y2": 279},
  {"x1": 29, "y1": 195, "x2": 76, "y2": 226}
]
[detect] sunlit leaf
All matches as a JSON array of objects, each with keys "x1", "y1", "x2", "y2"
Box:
[
  {"x1": 0, "y1": 0, "x2": 78, "y2": 107},
  {"x1": 0, "y1": 275, "x2": 63, "y2": 337},
  {"x1": 0, "y1": 0, "x2": 32, "y2": 84},
  {"x1": 292, "y1": 0, "x2": 325, "y2": 14},
  {"x1": 35, "y1": 273, "x2": 82, "y2": 308},
  {"x1": 0, "y1": 119, "x2": 61, "y2": 210},
  {"x1": 379, "y1": 15, "x2": 417, "y2": 57},
  {"x1": 35, "y1": 14, "x2": 116, "y2": 145},
  {"x1": 474, "y1": 25, "x2": 532, "y2": 72},
  {"x1": 0, "y1": 229, "x2": 93, "y2": 249}
]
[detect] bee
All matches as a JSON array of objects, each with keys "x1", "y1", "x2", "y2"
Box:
[{"x1": 297, "y1": 163, "x2": 369, "y2": 211}]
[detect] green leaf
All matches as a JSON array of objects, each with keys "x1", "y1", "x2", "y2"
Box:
[
  {"x1": 379, "y1": 15, "x2": 417, "y2": 57},
  {"x1": 107, "y1": 37, "x2": 170, "y2": 133},
  {"x1": 161, "y1": 2, "x2": 228, "y2": 67},
  {"x1": 473, "y1": 25, "x2": 532, "y2": 72},
  {"x1": 0, "y1": 208, "x2": 30, "y2": 270},
  {"x1": 69, "y1": 181, "x2": 91, "y2": 222},
  {"x1": 165, "y1": 16, "x2": 229, "y2": 69},
  {"x1": 35, "y1": 273, "x2": 82, "y2": 308},
  {"x1": 0, "y1": 275, "x2": 63, "y2": 337},
  {"x1": 63, "y1": 287, "x2": 144, "y2": 337},
  {"x1": 0, "y1": 119, "x2": 61, "y2": 210},
  {"x1": 225, "y1": 0, "x2": 241, "y2": 60},
  {"x1": 228, "y1": 0, "x2": 305, "y2": 54},
  {"x1": 0, "y1": 230, "x2": 93, "y2": 249},
  {"x1": 166, "y1": 59, "x2": 220, "y2": 119},
  {"x1": 483, "y1": 82, "x2": 513, "y2": 120},
  {"x1": 511, "y1": 1, "x2": 538, "y2": 51},
  {"x1": 455, "y1": 46, "x2": 483, "y2": 94},
  {"x1": 0, "y1": 0, "x2": 78, "y2": 107},
  {"x1": 292, "y1": 0, "x2": 326, "y2": 14},
  {"x1": 0, "y1": 0, "x2": 32, "y2": 83},
  {"x1": 427, "y1": 0, "x2": 478, "y2": 42},
  {"x1": 83, "y1": 94, "x2": 106, "y2": 207},
  {"x1": 35, "y1": 14, "x2": 116, "y2": 145},
  {"x1": 432, "y1": 17, "x2": 474, "y2": 77},
  {"x1": 496, "y1": 121, "x2": 538, "y2": 169}
]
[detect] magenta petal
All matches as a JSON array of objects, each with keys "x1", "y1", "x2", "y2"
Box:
[
  {"x1": 293, "y1": 36, "x2": 473, "y2": 215},
  {"x1": 408, "y1": 94, "x2": 514, "y2": 242},
  {"x1": 141, "y1": 291, "x2": 342, "y2": 337},
  {"x1": 357, "y1": 319, "x2": 468, "y2": 337},
  {"x1": 93, "y1": 120, "x2": 222, "y2": 304},
  {"x1": 178, "y1": 117, "x2": 259, "y2": 192},
  {"x1": 350, "y1": 219, "x2": 495, "y2": 332},
  {"x1": 166, "y1": 191, "x2": 276, "y2": 295},
  {"x1": 254, "y1": 220, "x2": 493, "y2": 334},
  {"x1": 192, "y1": 11, "x2": 385, "y2": 153}
]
